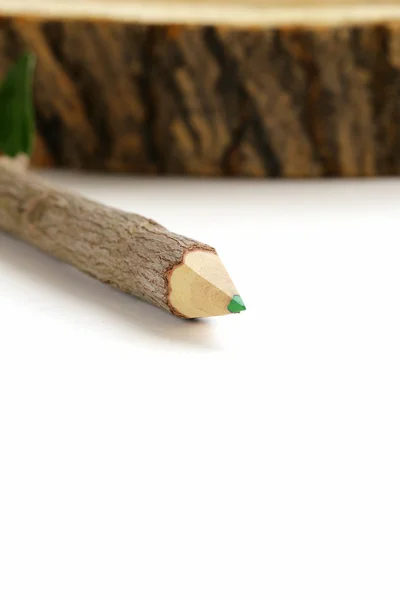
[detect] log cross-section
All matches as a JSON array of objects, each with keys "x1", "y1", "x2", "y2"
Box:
[{"x1": 1, "y1": 1, "x2": 400, "y2": 177}]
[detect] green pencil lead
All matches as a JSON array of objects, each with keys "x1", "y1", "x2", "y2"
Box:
[
  {"x1": 0, "y1": 53, "x2": 36, "y2": 158},
  {"x1": 227, "y1": 295, "x2": 246, "y2": 314}
]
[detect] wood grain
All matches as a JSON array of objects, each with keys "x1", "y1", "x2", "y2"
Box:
[{"x1": 1, "y1": 14, "x2": 400, "y2": 176}]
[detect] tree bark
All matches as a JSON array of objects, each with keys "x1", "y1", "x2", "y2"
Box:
[
  {"x1": 0, "y1": 158, "x2": 212, "y2": 315},
  {"x1": 1, "y1": 12, "x2": 400, "y2": 177}
]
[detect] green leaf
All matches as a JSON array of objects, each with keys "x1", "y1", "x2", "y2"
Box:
[{"x1": 0, "y1": 53, "x2": 36, "y2": 157}]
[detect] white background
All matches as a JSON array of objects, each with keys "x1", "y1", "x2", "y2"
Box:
[{"x1": 1, "y1": 171, "x2": 400, "y2": 599}]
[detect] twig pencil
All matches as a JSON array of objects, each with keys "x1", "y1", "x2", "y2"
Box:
[{"x1": 0, "y1": 158, "x2": 245, "y2": 318}]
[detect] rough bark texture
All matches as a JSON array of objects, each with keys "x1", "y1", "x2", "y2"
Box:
[
  {"x1": 0, "y1": 158, "x2": 212, "y2": 313},
  {"x1": 1, "y1": 15, "x2": 400, "y2": 177}
]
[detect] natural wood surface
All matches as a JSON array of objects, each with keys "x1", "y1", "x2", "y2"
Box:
[
  {"x1": 0, "y1": 157, "x2": 244, "y2": 317},
  {"x1": 1, "y1": 5, "x2": 400, "y2": 176},
  {"x1": 3, "y1": 1, "x2": 400, "y2": 26}
]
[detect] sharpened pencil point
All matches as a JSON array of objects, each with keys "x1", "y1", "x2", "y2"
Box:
[
  {"x1": 228, "y1": 295, "x2": 246, "y2": 314},
  {"x1": 168, "y1": 251, "x2": 244, "y2": 318}
]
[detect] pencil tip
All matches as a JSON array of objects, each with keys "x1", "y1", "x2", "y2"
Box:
[
  {"x1": 227, "y1": 295, "x2": 246, "y2": 314},
  {"x1": 169, "y1": 251, "x2": 246, "y2": 318}
]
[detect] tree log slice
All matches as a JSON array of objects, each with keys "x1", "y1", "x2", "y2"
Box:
[{"x1": 1, "y1": 2, "x2": 400, "y2": 177}]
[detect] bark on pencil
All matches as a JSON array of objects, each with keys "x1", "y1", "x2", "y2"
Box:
[{"x1": 0, "y1": 158, "x2": 245, "y2": 318}]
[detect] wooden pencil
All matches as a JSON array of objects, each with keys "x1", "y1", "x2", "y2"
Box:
[{"x1": 0, "y1": 157, "x2": 245, "y2": 318}]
